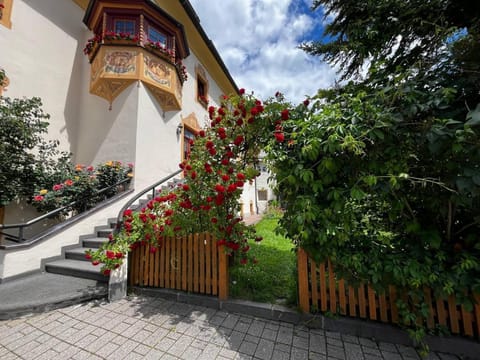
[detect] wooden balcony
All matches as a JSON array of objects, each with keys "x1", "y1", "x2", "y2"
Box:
[{"x1": 88, "y1": 42, "x2": 183, "y2": 111}]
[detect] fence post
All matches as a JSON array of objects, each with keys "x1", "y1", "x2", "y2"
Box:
[
  {"x1": 297, "y1": 248, "x2": 310, "y2": 312},
  {"x1": 218, "y1": 245, "x2": 229, "y2": 300}
]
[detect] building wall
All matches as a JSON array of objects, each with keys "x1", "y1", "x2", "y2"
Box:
[
  {"x1": 0, "y1": 0, "x2": 87, "y2": 155},
  {"x1": 1, "y1": 0, "x2": 231, "y2": 217}
]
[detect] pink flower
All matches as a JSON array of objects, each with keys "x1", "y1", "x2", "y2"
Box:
[
  {"x1": 33, "y1": 195, "x2": 44, "y2": 202},
  {"x1": 64, "y1": 179, "x2": 74, "y2": 186}
]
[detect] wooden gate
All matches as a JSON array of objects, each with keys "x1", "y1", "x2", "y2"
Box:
[{"x1": 129, "y1": 233, "x2": 229, "y2": 300}]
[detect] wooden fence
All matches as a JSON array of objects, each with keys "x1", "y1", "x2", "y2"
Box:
[
  {"x1": 129, "y1": 233, "x2": 229, "y2": 300},
  {"x1": 297, "y1": 248, "x2": 480, "y2": 339}
]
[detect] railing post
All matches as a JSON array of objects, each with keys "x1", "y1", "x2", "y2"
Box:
[
  {"x1": 297, "y1": 247, "x2": 310, "y2": 312},
  {"x1": 218, "y1": 245, "x2": 229, "y2": 300}
]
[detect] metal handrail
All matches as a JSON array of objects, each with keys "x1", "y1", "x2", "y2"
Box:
[
  {"x1": 0, "y1": 178, "x2": 132, "y2": 242},
  {"x1": 114, "y1": 169, "x2": 183, "y2": 235}
]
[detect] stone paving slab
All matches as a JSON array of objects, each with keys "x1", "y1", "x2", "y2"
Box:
[{"x1": 0, "y1": 295, "x2": 466, "y2": 359}]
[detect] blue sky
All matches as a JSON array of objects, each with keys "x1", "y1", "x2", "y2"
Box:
[{"x1": 188, "y1": 0, "x2": 338, "y2": 104}]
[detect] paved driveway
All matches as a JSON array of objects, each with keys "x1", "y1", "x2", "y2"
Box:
[{"x1": 0, "y1": 296, "x2": 460, "y2": 359}]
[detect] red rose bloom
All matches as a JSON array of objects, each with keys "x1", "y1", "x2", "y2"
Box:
[
  {"x1": 274, "y1": 132, "x2": 285, "y2": 142},
  {"x1": 204, "y1": 163, "x2": 213, "y2": 173},
  {"x1": 233, "y1": 135, "x2": 244, "y2": 146},
  {"x1": 215, "y1": 184, "x2": 225, "y2": 193},
  {"x1": 281, "y1": 109, "x2": 289, "y2": 120}
]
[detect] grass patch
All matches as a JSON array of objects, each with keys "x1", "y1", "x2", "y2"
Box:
[{"x1": 229, "y1": 214, "x2": 297, "y2": 305}]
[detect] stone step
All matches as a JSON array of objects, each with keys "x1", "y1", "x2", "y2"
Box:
[
  {"x1": 82, "y1": 237, "x2": 109, "y2": 249},
  {"x1": 65, "y1": 247, "x2": 98, "y2": 262},
  {"x1": 45, "y1": 259, "x2": 109, "y2": 283},
  {"x1": 96, "y1": 226, "x2": 113, "y2": 238}
]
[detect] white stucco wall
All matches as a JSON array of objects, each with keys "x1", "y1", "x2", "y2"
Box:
[{"x1": 0, "y1": 0, "x2": 88, "y2": 155}]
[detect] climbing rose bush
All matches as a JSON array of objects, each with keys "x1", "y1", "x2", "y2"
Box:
[{"x1": 87, "y1": 91, "x2": 290, "y2": 274}]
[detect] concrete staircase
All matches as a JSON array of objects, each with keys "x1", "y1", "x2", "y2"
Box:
[{"x1": 44, "y1": 222, "x2": 115, "y2": 283}]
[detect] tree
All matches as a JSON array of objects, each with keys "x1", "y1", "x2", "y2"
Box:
[
  {"x1": 302, "y1": 0, "x2": 480, "y2": 81},
  {"x1": 0, "y1": 96, "x2": 69, "y2": 207}
]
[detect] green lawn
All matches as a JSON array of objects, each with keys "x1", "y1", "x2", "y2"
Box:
[{"x1": 229, "y1": 214, "x2": 297, "y2": 305}]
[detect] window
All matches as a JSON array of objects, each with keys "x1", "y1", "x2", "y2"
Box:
[
  {"x1": 147, "y1": 26, "x2": 167, "y2": 47},
  {"x1": 114, "y1": 19, "x2": 136, "y2": 34},
  {"x1": 0, "y1": 0, "x2": 13, "y2": 29},
  {"x1": 196, "y1": 65, "x2": 209, "y2": 107},
  {"x1": 258, "y1": 190, "x2": 268, "y2": 201},
  {"x1": 183, "y1": 128, "x2": 195, "y2": 161}
]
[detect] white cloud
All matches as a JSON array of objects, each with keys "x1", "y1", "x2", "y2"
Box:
[{"x1": 188, "y1": 0, "x2": 337, "y2": 103}]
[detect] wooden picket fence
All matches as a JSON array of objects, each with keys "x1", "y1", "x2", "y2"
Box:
[
  {"x1": 129, "y1": 233, "x2": 229, "y2": 300},
  {"x1": 297, "y1": 248, "x2": 480, "y2": 339}
]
